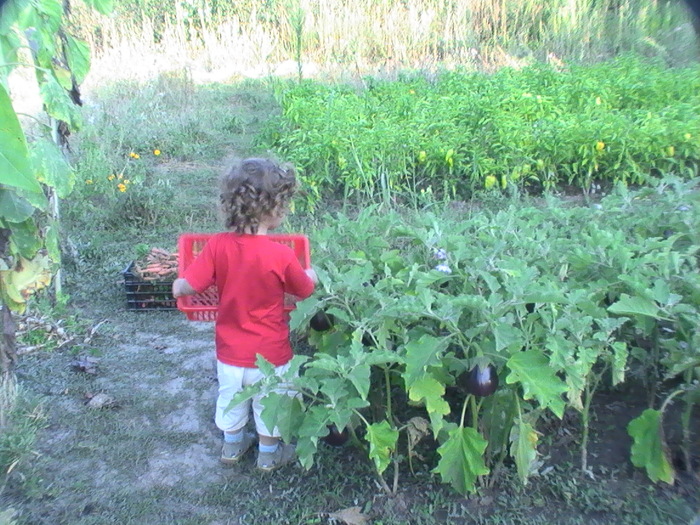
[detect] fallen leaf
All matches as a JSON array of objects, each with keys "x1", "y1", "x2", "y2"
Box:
[
  {"x1": 71, "y1": 356, "x2": 100, "y2": 374},
  {"x1": 86, "y1": 393, "x2": 117, "y2": 409},
  {"x1": 328, "y1": 506, "x2": 369, "y2": 525}
]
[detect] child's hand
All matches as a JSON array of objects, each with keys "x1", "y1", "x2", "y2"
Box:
[
  {"x1": 172, "y1": 278, "x2": 196, "y2": 298},
  {"x1": 305, "y1": 268, "x2": 319, "y2": 285}
]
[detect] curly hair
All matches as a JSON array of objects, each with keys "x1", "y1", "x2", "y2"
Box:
[{"x1": 219, "y1": 158, "x2": 297, "y2": 234}]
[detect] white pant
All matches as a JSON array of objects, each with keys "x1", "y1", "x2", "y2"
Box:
[{"x1": 215, "y1": 360, "x2": 295, "y2": 437}]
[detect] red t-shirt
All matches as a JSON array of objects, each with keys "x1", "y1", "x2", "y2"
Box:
[{"x1": 183, "y1": 233, "x2": 314, "y2": 367}]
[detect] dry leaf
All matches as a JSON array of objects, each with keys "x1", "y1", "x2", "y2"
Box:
[
  {"x1": 71, "y1": 356, "x2": 100, "y2": 374},
  {"x1": 86, "y1": 393, "x2": 117, "y2": 409},
  {"x1": 328, "y1": 506, "x2": 369, "y2": 525}
]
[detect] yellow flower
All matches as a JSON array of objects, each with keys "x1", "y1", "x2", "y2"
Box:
[
  {"x1": 666, "y1": 146, "x2": 675, "y2": 156},
  {"x1": 409, "y1": 90, "x2": 415, "y2": 95},
  {"x1": 124, "y1": 179, "x2": 130, "y2": 184},
  {"x1": 108, "y1": 174, "x2": 116, "y2": 181},
  {"x1": 485, "y1": 175, "x2": 498, "y2": 189},
  {"x1": 85, "y1": 179, "x2": 93, "y2": 184},
  {"x1": 596, "y1": 141, "x2": 605, "y2": 151},
  {"x1": 129, "y1": 152, "x2": 140, "y2": 159},
  {"x1": 684, "y1": 133, "x2": 691, "y2": 140},
  {"x1": 153, "y1": 149, "x2": 161, "y2": 156},
  {"x1": 595, "y1": 97, "x2": 602, "y2": 105},
  {"x1": 117, "y1": 183, "x2": 127, "y2": 192},
  {"x1": 418, "y1": 150, "x2": 427, "y2": 163}
]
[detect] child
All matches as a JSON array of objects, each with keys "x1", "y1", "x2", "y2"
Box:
[{"x1": 172, "y1": 158, "x2": 317, "y2": 471}]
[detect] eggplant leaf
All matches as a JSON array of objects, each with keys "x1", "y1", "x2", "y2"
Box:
[
  {"x1": 433, "y1": 426, "x2": 489, "y2": 494},
  {"x1": 408, "y1": 375, "x2": 450, "y2": 437},
  {"x1": 403, "y1": 333, "x2": 449, "y2": 389},
  {"x1": 608, "y1": 294, "x2": 660, "y2": 319},
  {"x1": 366, "y1": 420, "x2": 399, "y2": 475},
  {"x1": 628, "y1": 409, "x2": 674, "y2": 484},
  {"x1": 506, "y1": 350, "x2": 567, "y2": 418},
  {"x1": 0, "y1": 85, "x2": 42, "y2": 194},
  {"x1": 509, "y1": 416, "x2": 539, "y2": 485}
]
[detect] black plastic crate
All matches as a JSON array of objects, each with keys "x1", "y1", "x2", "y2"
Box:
[{"x1": 123, "y1": 262, "x2": 176, "y2": 311}]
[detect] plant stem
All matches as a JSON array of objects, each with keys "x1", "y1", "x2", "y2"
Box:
[
  {"x1": 460, "y1": 394, "x2": 472, "y2": 428},
  {"x1": 384, "y1": 366, "x2": 392, "y2": 421}
]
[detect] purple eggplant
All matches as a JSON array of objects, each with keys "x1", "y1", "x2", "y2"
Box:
[
  {"x1": 463, "y1": 364, "x2": 499, "y2": 397},
  {"x1": 322, "y1": 425, "x2": 349, "y2": 447},
  {"x1": 310, "y1": 310, "x2": 334, "y2": 332}
]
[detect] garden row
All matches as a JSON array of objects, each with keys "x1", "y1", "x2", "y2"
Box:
[
  {"x1": 239, "y1": 176, "x2": 699, "y2": 494},
  {"x1": 258, "y1": 56, "x2": 700, "y2": 210}
]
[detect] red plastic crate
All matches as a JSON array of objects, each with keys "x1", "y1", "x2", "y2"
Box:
[{"x1": 176, "y1": 233, "x2": 311, "y2": 321}]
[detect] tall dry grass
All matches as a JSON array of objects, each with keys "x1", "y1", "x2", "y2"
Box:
[{"x1": 69, "y1": 0, "x2": 698, "y2": 85}]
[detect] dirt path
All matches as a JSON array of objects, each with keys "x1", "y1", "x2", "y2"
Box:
[{"x1": 12, "y1": 309, "x2": 274, "y2": 524}]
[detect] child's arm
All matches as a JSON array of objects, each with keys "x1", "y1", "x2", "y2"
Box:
[
  {"x1": 172, "y1": 277, "x2": 197, "y2": 298},
  {"x1": 305, "y1": 268, "x2": 319, "y2": 285}
]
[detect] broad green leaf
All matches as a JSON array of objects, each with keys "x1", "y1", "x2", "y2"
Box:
[
  {"x1": 480, "y1": 389, "x2": 517, "y2": 456},
  {"x1": 611, "y1": 341, "x2": 628, "y2": 385},
  {"x1": 628, "y1": 409, "x2": 674, "y2": 484},
  {"x1": 509, "y1": 417, "x2": 539, "y2": 485},
  {"x1": 0, "y1": 30, "x2": 21, "y2": 85},
  {"x1": 408, "y1": 375, "x2": 450, "y2": 437},
  {"x1": 44, "y1": 221, "x2": 60, "y2": 262},
  {"x1": 608, "y1": 294, "x2": 660, "y2": 319},
  {"x1": 260, "y1": 391, "x2": 303, "y2": 443},
  {"x1": 39, "y1": 74, "x2": 82, "y2": 129},
  {"x1": 288, "y1": 295, "x2": 319, "y2": 331},
  {"x1": 9, "y1": 218, "x2": 40, "y2": 258},
  {"x1": 83, "y1": 0, "x2": 114, "y2": 15},
  {"x1": 403, "y1": 334, "x2": 449, "y2": 389},
  {"x1": 0, "y1": 0, "x2": 30, "y2": 34},
  {"x1": 506, "y1": 351, "x2": 567, "y2": 418},
  {"x1": 493, "y1": 321, "x2": 522, "y2": 352},
  {"x1": 33, "y1": 0, "x2": 63, "y2": 33},
  {"x1": 254, "y1": 354, "x2": 276, "y2": 376},
  {"x1": 317, "y1": 377, "x2": 350, "y2": 407},
  {"x1": 0, "y1": 84, "x2": 42, "y2": 193},
  {"x1": 366, "y1": 420, "x2": 398, "y2": 475},
  {"x1": 346, "y1": 362, "x2": 370, "y2": 400},
  {"x1": 63, "y1": 33, "x2": 90, "y2": 84},
  {"x1": 30, "y1": 139, "x2": 74, "y2": 197},
  {"x1": 295, "y1": 405, "x2": 331, "y2": 469},
  {"x1": 433, "y1": 426, "x2": 489, "y2": 494},
  {"x1": 0, "y1": 189, "x2": 34, "y2": 223}
]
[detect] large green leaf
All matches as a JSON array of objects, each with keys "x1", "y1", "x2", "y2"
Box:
[
  {"x1": 82, "y1": 0, "x2": 114, "y2": 15},
  {"x1": 0, "y1": 0, "x2": 30, "y2": 34},
  {"x1": 611, "y1": 341, "x2": 628, "y2": 385},
  {"x1": 63, "y1": 32, "x2": 90, "y2": 84},
  {"x1": 433, "y1": 426, "x2": 489, "y2": 494},
  {"x1": 30, "y1": 138, "x2": 74, "y2": 197},
  {"x1": 39, "y1": 74, "x2": 82, "y2": 129},
  {"x1": 402, "y1": 333, "x2": 449, "y2": 389},
  {"x1": 506, "y1": 350, "x2": 567, "y2": 418},
  {"x1": 408, "y1": 375, "x2": 450, "y2": 437},
  {"x1": 608, "y1": 294, "x2": 660, "y2": 319},
  {"x1": 0, "y1": 30, "x2": 21, "y2": 85},
  {"x1": 509, "y1": 416, "x2": 539, "y2": 485},
  {"x1": 0, "y1": 188, "x2": 34, "y2": 223},
  {"x1": 0, "y1": 84, "x2": 42, "y2": 194},
  {"x1": 627, "y1": 409, "x2": 675, "y2": 484},
  {"x1": 366, "y1": 420, "x2": 399, "y2": 475},
  {"x1": 9, "y1": 218, "x2": 40, "y2": 258},
  {"x1": 260, "y1": 391, "x2": 303, "y2": 444},
  {"x1": 288, "y1": 295, "x2": 319, "y2": 331}
]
